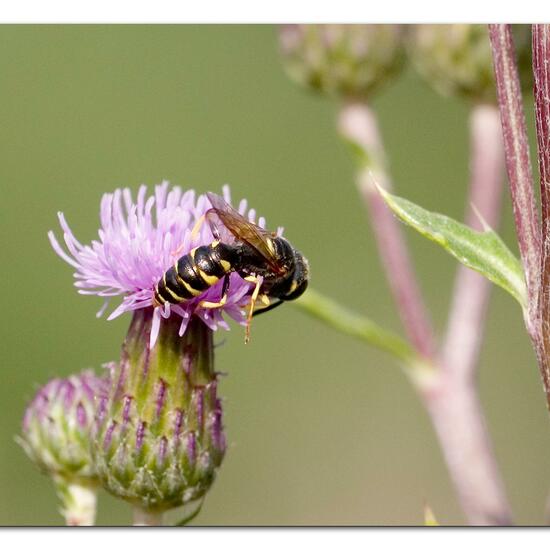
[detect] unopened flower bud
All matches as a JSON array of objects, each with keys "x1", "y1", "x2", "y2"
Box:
[
  {"x1": 19, "y1": 370, "x2": 106, "y2": 525},
  {"x1": 279, "y1": 24, "x2": 405, "y2": 100},
  {"x1": 93, "y1": 310, "x2": 225, "y2": 514},
  {"x1": 408, "y1": 24, "x2": 532, "y2": 103}
]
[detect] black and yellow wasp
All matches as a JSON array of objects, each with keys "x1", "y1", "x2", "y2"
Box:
[{"x1": 153, "y1": 192, "x2": 309, "y2": 341}]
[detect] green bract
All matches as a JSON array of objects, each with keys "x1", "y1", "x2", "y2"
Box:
[{"x1": 378, "y1": 186, "x2": 527, "y2": 309}]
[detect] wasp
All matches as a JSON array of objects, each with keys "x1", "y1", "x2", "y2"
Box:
[{"x1": 153, "y1": 192, "x2": 309, "y2": 341}]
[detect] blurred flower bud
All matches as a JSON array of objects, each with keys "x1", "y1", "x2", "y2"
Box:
[
  {"x1": 20, "y1": 370, "x2": 106, "y2": 525},
  {"x1": 93, "y1": 310, "x2": 225, "y2": 515},
  {"x1": 279, "y1": 24, "x2": 405, "y2": 100},
  {"x1": 408, "y1": 24, "x2": 532, "y2": 103}
]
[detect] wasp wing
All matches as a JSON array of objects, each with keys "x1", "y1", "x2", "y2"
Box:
[
  {"x1": 206, "y1": 192, "x2": 282, "y2": 273},
  {"x1": 205, "y1": 209, "x2": 236, "y2": 244}
]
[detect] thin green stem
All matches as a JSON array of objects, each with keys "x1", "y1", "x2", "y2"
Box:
[{"x1": 295, "y1": 288, "x2": 419, "y2": 365}]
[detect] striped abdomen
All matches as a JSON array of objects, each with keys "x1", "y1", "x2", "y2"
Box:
[{"x1": 153, "y1": 241, "x2": 236, "y2": 306}]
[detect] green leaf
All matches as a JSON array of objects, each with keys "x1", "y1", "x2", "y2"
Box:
[{"x1": 377, "y1": 186, "x2": 527, "y2": 309}]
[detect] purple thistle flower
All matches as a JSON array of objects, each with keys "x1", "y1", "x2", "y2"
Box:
[{"x1": 49, "y1": 182, "x2": 269, "y2": 347}]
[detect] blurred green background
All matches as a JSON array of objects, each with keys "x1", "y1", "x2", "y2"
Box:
[{"x1": 1, "y1": 25, "x2": 548, "y2": 526}]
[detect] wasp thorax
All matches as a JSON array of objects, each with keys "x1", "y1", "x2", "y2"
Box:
[{"x1": 255, "y1": 238, "x2": 309, "y2": 301}]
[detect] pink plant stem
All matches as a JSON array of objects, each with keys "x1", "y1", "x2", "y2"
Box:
[
  {"x1": 422, "y1": 374, "x2": 512, "y2": 525},
  {"x1": 338, "y1": 101, "x2": 436, "y2": 359},
  {"x1": 533, "y1": 24, "x2": 550, "y2": 403},
  {"x1": 429, "y1": 103, "x2": 512, "y2": 525},
  {"x1": 339, "y1": 100, "x2": 512, "y2": 524},
  {"x1": 489, "y1": 25, "x2": 542, "y2": 339},
  {"x1": 442, "y1": 104, "x2": 504, "y2": 378}
]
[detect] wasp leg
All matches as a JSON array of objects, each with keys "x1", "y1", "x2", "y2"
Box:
[
  {"x1": 243, "y1": 275, "x2": 263, "y2": 344},
  {"x1": 199, "y1": 295, "x2": 227, "y2": 309},
  {"x1": 198, "y1": 275, "x2": 230, "y2": 309}
]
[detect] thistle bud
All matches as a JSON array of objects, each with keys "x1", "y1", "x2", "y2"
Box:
[
  {"x1": 279, "y1": 24, "x2": 405, "y2": 101},
  {"x1": 19, "y1": 371, "x2": 106, "y2": 525},
  {"x1": 93, "y1": 309, "x2": 225, "y2": 516},
  {"x1": 408, "y1": 24, "x2": 532, "y2": 103}
]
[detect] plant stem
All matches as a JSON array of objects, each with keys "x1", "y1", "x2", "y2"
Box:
[
  {"x1": 338, "y1": 99, "x2": 512, "y2": 525},
  {"x1": 133, "y1": 507, "x2": 164, "y2": 526},
  {"x1": 338, "y1": 100, "x2": 436, "y2": 360},
  {"x1": 295, "y1": 288, "x2": 419, "y2": 365},
  {"x1": 442, "y1": 104, "x2": 504, "y2": 378},
  {"x1": 419, "y1": 374, "x2": 512, "y2": 525},
  {"x1": 489, "y1": 24, "x2": 542, "y2": 339},
  {"x1": 489, "y1": 24, "x2": 550, "y2": 412},
  {"x1": 533, "y1": 24, "x2": 550, "y2": 405},
  {"x1": 54, "y1": 477, "x2": 97, "y2": 526},
  {"x1": 432, "y1": 104, "x2": 512, "y2": 525}
]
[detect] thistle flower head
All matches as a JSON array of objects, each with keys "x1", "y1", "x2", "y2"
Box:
[
  {"x1": 20, "y1": 370, "x2": 107, "y2": 482},
  {"x1": 93, "y1": 311, "x2": 225, "y2": 512},
  {"x1": 49, "y1": 183, "x2": 265, "y2": 346},
  {"x1": 408, "y1": 24, "x2": 532, "y2": 103},
  {"x1": 279, "y1": 24, "x2": 404, "y2": 101}
]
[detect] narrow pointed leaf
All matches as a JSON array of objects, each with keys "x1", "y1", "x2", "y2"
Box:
[
  {"x1": 378, "y1": 186, "x2": 527, "y2": 309},
  {"x1": 424, "y1": 504, "x2": 439, "y2": 526}
]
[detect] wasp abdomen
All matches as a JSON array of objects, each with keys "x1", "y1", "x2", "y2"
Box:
[{"x1": 153, "y1": 241, "x2": 235, "y2": 306}]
